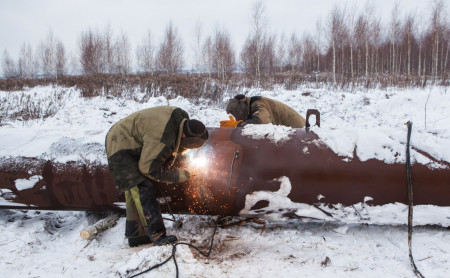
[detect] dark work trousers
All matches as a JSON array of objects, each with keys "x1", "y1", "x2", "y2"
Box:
[{"x1": 124, "y1": 179, "x2": 166, "y2": 242}]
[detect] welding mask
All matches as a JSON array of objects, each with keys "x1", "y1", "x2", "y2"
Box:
[{"x1": 180, "y1": 136, "x2": 207, "y2": 150}]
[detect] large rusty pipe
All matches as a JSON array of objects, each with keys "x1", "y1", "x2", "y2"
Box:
[
  {"x1": 178, "y1": 128, "x2": 450, "y2": 218},
  {"x1": 0, "y1": 128, "x2": 449, "y2": 222}
]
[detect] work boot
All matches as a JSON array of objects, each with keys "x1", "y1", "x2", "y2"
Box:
[
  {"x1": 153, "y1": 234, "x2": 178, "y2": 246},
  {"x1": 128, "y1": 235, "x2": 151, "y2": 247}
]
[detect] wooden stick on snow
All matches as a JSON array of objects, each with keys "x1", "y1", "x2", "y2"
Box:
[{"x1": 80, "y1": 214, "x2": 120, "y2": 240}]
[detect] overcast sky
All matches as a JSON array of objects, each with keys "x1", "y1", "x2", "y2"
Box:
[{"x1": 0, "y1": 0, "x2": 436, "y2": 68}]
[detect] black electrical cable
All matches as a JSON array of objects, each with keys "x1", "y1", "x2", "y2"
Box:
[
  {"x1": 406, "y1": 121, "x2": 425, "y2": 278},
  {"x1": 129, "y1": 149, "x2": 240, "y2": 278}
]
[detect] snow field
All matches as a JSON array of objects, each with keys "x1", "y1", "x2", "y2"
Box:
[{"x1": 0, "y1": 84, "x2": 449, "y2": 277}]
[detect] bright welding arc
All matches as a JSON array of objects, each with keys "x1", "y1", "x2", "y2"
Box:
[{"x1": 184, "y1": 147, "x2": 212, "y2": 176}]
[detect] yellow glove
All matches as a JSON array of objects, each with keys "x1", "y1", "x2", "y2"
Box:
[
  {"x1": 220, "y1": 116, "x2": 242, "y2": 128},
  {"x1": 177, "y1": 168, "x2": 190, "y2": 183}
]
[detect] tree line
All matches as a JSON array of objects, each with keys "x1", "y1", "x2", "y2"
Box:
[{"x1": 2, "y1": 0, "x2": 449, "y2": 86}]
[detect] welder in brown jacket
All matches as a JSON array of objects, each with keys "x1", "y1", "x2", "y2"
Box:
[
  {"x1": 105, "y1": 106, "x2": 208, "y2": 247},
  {"x1": 225, "y1": 94, "x2": 306, "y2": 128}
]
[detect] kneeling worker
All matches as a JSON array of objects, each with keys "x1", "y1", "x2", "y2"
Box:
[
  {"x1": 224, "y1": 94, "x2": 306, "y2": 128},
  {"x1": 105, "y1": 106, "x2": 208, "y2": 247}
]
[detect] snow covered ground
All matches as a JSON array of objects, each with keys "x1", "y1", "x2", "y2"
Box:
[{"x1": 0, "y1": 84, "x2": 449, "y2": 277}]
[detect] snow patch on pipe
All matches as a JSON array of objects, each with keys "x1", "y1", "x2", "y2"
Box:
[
  {"x1": 239, "y1": 177, "x2": 450, "y2": 226},
  {"x1": 0, "y1": 189, "x2": 20, "y2": 205},
  {"x1": 239, "y1": 176, "x2": 334, "y2": 221},
  {"x1": 14, "y1": 175, "x2": 42, "y2": 191},
  {"x1": 242, "y1": 124, "x2": 296, "y2": 144},
  {"x1": 311, "y1": 126, "x2": 449, "y2": 169}
]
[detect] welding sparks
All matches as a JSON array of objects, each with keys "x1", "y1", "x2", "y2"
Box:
[{"x1": 182, "y1": 146, "x2": 233, "y2": 214}]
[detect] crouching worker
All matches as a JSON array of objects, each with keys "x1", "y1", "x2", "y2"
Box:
[
  {"x1": 225, "y1": 94, "x2": 306, "y2": 128},
  {"x1": 105, "y1": 106, "x2": 208, "y2": 247}
]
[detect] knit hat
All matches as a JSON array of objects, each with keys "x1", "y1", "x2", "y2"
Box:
[
  {"x1": 183, "y1": 119, "x2": 208, "y2": 140},
  {"x1": 226, "y1": 95, "x2": 247, "y2": 121},
  {"x1": 180, "y1": 119, "x2": 208, "y2": 150}
]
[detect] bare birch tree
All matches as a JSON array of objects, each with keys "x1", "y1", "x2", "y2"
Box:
[
  {"x1": 136, "y1": 30, "x2": 154, "y2": 74},
  {"x1": 287, "y1": 32, "x2": 301, "y2": 72},
  {"x1": 202, "y1": 36, "x2": 213, "y2": 77},
  {"x1": 389, "y1": 3, "x2": 400, "y2": 76},
  {"x1": 240, "y1": 36, "x2": 256, "y2": 74},
  {"x1": 79, "y1": 28, "x2": 104, "y2": 75},
  {"x1": 444, "y1": 28, "x2": 450, "y2": 78},
  {"x1": 102, "y1": 25, "x2": 114, "y2": 74},
  {"x1": 211, "y1": 26, "x2": 235, "y2": 80},
  {"x1": 346, "y1": 7, "x2": 356, "y2": 81},
  {"x1": 155, "y1": 22, "x2": 184, "y2": 73},
  {"x1": 262, "y1": 33, "x2": 277, "y2": 75},
  {"x1": 68, "y1": 52, "x2": 80, "y2": 76},
  {"x1": 276, "y1": 32, "x2": 287, "y2": 72},
  {"x1": 327, "y1": 5, "x2": 344, "y2": 85},
  {"x1": 417, "y1": 17, "x2": 425, "y2": 78},
  {"x1": 402, "y1": 13, "x2": 416, "y2": 77},
  {"x1": 250, "y1": 0, "x2": 268, "y2": 83},
  {"x1": 314, "y1": 18, "x2": 324, "y2": 73},
  {"x1": 363, "y1": 2, "x2": 375, "y2": 80},
  {"x1": 113, "y1": 31, "x2": 131, "y2": 75},
  {"x1": 55, "y1": 40, "x2": 67, "y2": 77},
  {"x1": 429, "y1": 0, "x2": 445, "y2": 81},
  {"x1": 39, "y1": 30, "x2": 56, "y2": 77},
  {"x1": 2, "y1": 49, "x2": 16, "y2": 78},
  {"x1": 301, "y1": 32, "x2": 315, "y2": 73},
  {"x1": 192, "y1": 20, "x2": 203, "y2": 73},
  {"x1": 17, "y1": 42, "x2": 36, "y2": 78}
]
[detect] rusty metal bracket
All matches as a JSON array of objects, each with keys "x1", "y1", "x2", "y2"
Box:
[{"x1": 306, "y1": 109, "x2": 320, "y2": 128}]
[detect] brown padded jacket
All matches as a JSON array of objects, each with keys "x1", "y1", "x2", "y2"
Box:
[
  {"x1": 240, "y1": 96, "x2": 306, "y2": 128},
  {"x1": 105, "y1": 106, "x2": 188, "y2": 192}
]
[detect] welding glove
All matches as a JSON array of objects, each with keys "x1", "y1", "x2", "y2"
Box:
[
  {"x1": 220, "y1": 115, "x2": 242, "y2": 128},
  {"x1": 177, "y1": 168, "x2": 190, "y2": 183}
]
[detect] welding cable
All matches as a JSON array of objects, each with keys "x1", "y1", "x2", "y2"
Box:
[
  {"x1": 129, "y1": 149, "x2": 240, "y2": 278},
  {"x1": 405, "y1": 121, "x2": 425, "y2": 278}
]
